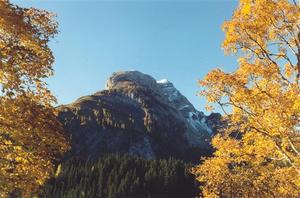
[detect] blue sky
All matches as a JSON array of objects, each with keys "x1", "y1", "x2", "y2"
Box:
[{"x1": 14, "y1": 0, "x2": 238, "y2": 114}]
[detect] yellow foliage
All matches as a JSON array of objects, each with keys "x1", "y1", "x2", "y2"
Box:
[
  {"x1": 0, "y1": 0, "x2": 70, "y2": 197},
  {"x1": 193, "y1": 0, "x2": 300, "y2": 197}
]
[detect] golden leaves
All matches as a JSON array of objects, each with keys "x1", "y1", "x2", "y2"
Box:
[
  {"x1": 0, "y1": 1, "x2": 70, "y2": 197},
  {"x1": 194, "y1": 0, "x2": 300, "y2": 197},
  {"x1": 240, "y1": 1, "x2": 251, "y2": 15},
  {"x1": 0, "y1": 0, "x2": 57, "y2": 99}
]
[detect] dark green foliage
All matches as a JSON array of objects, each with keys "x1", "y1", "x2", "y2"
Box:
[{"x1": 41, "y1": 154, "x2": 198, "y2": 198}]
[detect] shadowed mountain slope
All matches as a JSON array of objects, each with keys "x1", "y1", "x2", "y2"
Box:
[{"x1": 57, "y1": 71, "x2": 221, "y2": 161}]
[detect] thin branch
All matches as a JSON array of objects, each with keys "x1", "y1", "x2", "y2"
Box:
[
  {"x1": 243, "y1": 29, "x2": 291, "y2": 84},
  {"x1": 276, "y1": 33, "x2": 297, "y2": 56},
  {"x1": 249, "y1": 126, "x2": 297, "y2": 171},
  {"x1": 288, "y1": 137, "x2": 300, "y2": 155},
  {"x1": 292, "y1": 0, "x2": 298, "y2": 6},
  {"x1": 217, "y1": 101, "x2": 230, "y2": 116}
]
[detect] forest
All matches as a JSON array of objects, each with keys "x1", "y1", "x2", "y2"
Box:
[{"x1": 41, "y1": 154, "x2": 198, "y2": 198}]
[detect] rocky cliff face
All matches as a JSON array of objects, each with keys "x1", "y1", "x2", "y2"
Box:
[
  {"x1": 57, "y1": 71, "x2": 220, "y2": 161},
  {"x1": 157, "y1": 79, "x2": 213, "y2": 146}
]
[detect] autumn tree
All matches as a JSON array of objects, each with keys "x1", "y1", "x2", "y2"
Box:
[
  {"x1": 192, "y1": 0, "x2": 300, "y2": 197},
  {"x1": 0, "y1": 1, "x2": 69, "y2": 196}
]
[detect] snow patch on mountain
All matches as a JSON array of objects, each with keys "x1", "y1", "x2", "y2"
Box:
[
  {"x1": 188, "y1": 112, "x2": 213, "y2": 135},
  {"x1": 157, "y1": 79, "x2": 170, "y2": 84},
  {"x1": 157, "y1": 78, "x2": 213, "y2": 146}
]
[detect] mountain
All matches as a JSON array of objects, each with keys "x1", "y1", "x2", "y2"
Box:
[{"x1": 57, "y1": 71, "x2": 221, "y2": 161}]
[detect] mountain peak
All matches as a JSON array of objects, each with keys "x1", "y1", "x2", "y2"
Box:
[
  {"x1": 157, "y1": 79, "x2": 171, "y2": 84},
  {"x1": 105, "y1": 70, "x2": 160, "y2": 92},
  {"x1": 58, "y1": 70, "x2": 219, "y2": 161}
]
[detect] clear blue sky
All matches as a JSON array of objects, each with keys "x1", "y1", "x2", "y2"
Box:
[{"x1": 13, "y1": 0, "x2": 238, "y2": 114}]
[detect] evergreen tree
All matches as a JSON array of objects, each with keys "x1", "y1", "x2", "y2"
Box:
[{"x1": 42, "y1": 153, "x2": 198, "y2": 198}]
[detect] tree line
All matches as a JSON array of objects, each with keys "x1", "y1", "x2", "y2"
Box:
[{"x1": 41, "y1": 153, "x2": 199, "y2": 198}]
